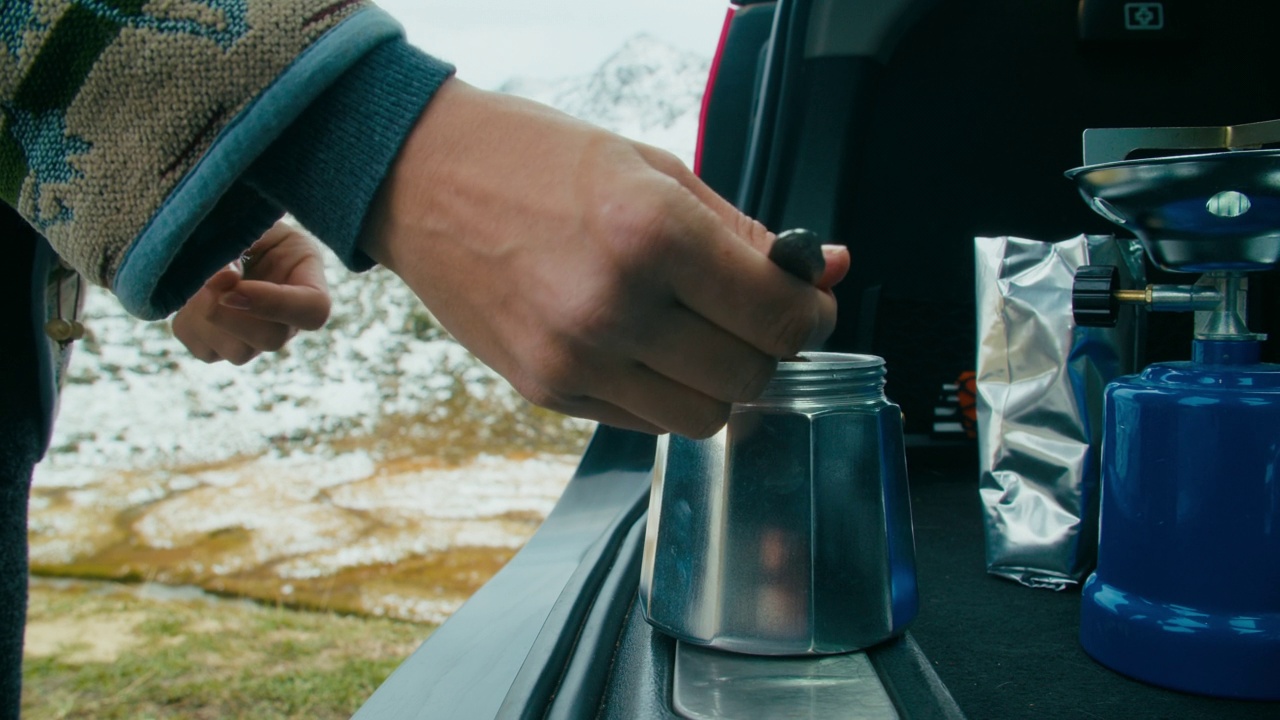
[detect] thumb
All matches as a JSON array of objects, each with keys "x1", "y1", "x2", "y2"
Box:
[
  {"x1": 817, "y1": 245, "x2": 851, "y2": 291},
  {"x1": 230, "y1": 279, "x2": 331, "y2": 330},
  {"x1": 204, "y1": 264, "x2": 243, "y2": 293}
]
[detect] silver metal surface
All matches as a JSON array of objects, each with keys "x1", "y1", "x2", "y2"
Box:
[
  {"x1": 672, "y1": 641, "x2": 899, "y2": 720},
  {"x1": 1066, "y1": 149, "x2": 1280, "y2": 272},
  {"x1": 1121, "y1": 277, "x2": 1261, "y2": 340},
  {"x1": 1192, "y1": 273, "x2": 1263, "y2": 341},
  {"x1": 975, "y1": 236, "x2": 1145, "y2": 589},
  {"x1": 639, "y1": 352, "x2": 917, "y2": 655},
  {"x1": 1143, "y1": 283, "x2": 1222, "y2": 312},
  {"x1": 1080, "y1": 119, "x2": 1280, "y2": 166}
]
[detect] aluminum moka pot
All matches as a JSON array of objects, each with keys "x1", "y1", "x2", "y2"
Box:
[{"x1": 638, "y1": 352, "x2": 919, "y2": 655}]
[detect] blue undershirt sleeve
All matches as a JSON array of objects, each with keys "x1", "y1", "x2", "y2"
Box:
[
  {"x1": 118, "y1": 31, "x2": 455, "y2": 318},
  {"x1": 243, "y1": 38, "x2": 455, "y2": 271}
]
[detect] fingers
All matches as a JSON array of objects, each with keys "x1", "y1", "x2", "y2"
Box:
[
  {"x1": 219, "y1": 280, "x2": 331, "y2": 330},
  {"x1": 545, "y1": 154, "x2": 842, "y2": 434},
  {"x1": 636, "y1": 144, "x2": 777, "y2": 256},
  {"x1": 625, "y1": 306, "x2": 779, "y2": 404},
  {"x1": 174, "y1": 222, "x2": 332, "y2": 365},
  {"x1": 661, "y1": 209, "x2": 837, "y2": 357},
  {"x1": 591, "y1": 365, "x2": 731, "y2": 439},
  {"x1": 818, "y1": 244, "x2": 851, "y2": 291},
  {"x1": 520, "y1": 359, "x2": 731, "y2": 440},
  {"x1": 507, "y1": 302, "x2": 780, "y2": 438},
  {"x1": 204, "y1": 263, "x2": 244, "y2": 293},
  {"x1": 356, "y1": 83, "x2": 847, "y2": 438},
  {"x1": 177, "y1": 330, "x2": 293, "y2": 366},
  {"x1": 173, "y1": 299, "x2": 297, "y2": 365},
  {"x1": 634, "y1": 145, "x2": 841, "y2": 355},
  {"x1": 211, "y1": 308, "x2": 297, "y2": 353},
  {"x1": 546, "y1": 396, "x2": 668, "y2": 437}
]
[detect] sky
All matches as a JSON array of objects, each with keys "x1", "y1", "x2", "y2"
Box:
[{"x1": 373, "y1": 0, "x2": 731, "y2": 89}]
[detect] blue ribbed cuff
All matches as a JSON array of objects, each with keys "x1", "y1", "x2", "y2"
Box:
[
  {"x1": 114, "y1": 7, "x2": 406, "y2": 319},
  {"x1": 244, "y1": 39, "x2": 455, "y2": 271}
]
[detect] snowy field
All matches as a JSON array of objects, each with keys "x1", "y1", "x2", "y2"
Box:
[{"x1": 29, "y1": 36, "x2": 709, "y2": 623}]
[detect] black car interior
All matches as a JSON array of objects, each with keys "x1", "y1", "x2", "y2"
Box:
[{"x1": 701, "y1": 0, "x2": 1280, "y2": 437}]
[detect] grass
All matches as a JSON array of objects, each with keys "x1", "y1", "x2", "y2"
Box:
[
  {"x1": 22, "y1": 581, "x2": 432, "y2": 719},
  {"x1": 333, "y1": 380, "x2": 595, "y2": 464},
  {"x1": 29, "y1": 460, "x2": 540, "y2": 622}
]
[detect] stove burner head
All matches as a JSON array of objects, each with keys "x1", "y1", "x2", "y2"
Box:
[{"x1": 1066, "y1": 149, "x2": 1280, "y2": 273}]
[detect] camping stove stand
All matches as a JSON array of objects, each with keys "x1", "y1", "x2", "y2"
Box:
[{"x1": 1067, "y1": 125, "x2": 1280, "y2": 700}]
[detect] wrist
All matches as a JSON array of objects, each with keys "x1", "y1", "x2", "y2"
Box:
[
  {"x1": 245, "y1": 39, "x2": 455, "y2": 272},
  {"x1": 359, "y1": 78, "x2": 610, "y2": 275}
]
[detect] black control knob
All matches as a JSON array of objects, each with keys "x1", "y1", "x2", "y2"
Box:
[
  {"x1": 1073, "y1": 265, "x2": 1121, "y2": 327},
  {"x1": 769, "y1": 228, "x2": 826, "y2": 284}
]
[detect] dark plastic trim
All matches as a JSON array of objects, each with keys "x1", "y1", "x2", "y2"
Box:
[
  {"x1": 543, "y1": 517, "x2": 647, "y2": 720},
  {"x1": 351, "y1": 427, "x2": 656, "y2": 720},
  {"x1": 735, "y1": 0, "x2": 805, "y2": 216},
  {"x1": 869, "y1": 633, "x2": 968, "y2": 720},
  {"x1": 697, "y1": 2, "x2": 776, "y2": 205}
]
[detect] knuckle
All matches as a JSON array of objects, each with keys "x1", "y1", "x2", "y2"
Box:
[
  {"x1": 513, "y1": 378, "x2": 551, "y2": 409},
  {"x1": 765, "y1": 305, "x2": 816, "y2": 357},
  {"x1": 516, "y1": 343, "x2": 585, "y2": 409},
  {"x1": 561, "y1": 292, "x2": 622, "y2": 345},
  {"x1": 591, "y1": 191, "x2": 674, "y2": 265},
  {"x1": 730, "y1": 356, "x2": 778, "y2": 402},
  {"x1": 228, "y1": 346, "x2": 258, "y2": 366},
  {"x1": 515, "y1": 378, "x2": 571, "y2": 414},
  {"x1": 170, "y1": 319, "x2": 192, "y2": 345},
  {"x1": 304, "y1": 304, "x2": 331, "y2": 330},
  {"x1": 681, "y1": 402, "x2": 731, "y2": 440},
  {"x1": 534, "y1": 360, "x2": 579, "y2": 400},
  {"x1": 261, "y1": 330, "x2": 289, "y2": 352},
  {"x1": 739, "y1": 216, "x2": 773, "y2": 251},
  {"x1": 643, "y1": 146, "x2": 686, "y2": 175}
]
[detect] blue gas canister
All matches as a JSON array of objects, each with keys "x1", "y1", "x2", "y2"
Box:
[
  {"x1": 1079, "y1": 338, "x2": 1280, "y2": 700},
  {"x1": 1067, "y1": 132, "x2": 1280, "y2": 700}
]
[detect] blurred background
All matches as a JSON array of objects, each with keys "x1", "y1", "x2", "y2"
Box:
[{"x1": 24, "y1": 1, "x2": 725, "y2": 717}]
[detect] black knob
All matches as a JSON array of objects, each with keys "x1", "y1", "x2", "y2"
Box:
[
  {"x1": 769, "y1": 229, "x2": 825, "y2": 284},
  {"x1": 1073, "y1": 265, "x2": 1121, "y2": 327}
]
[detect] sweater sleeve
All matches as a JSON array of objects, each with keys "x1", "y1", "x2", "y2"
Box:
[
  {"x1": 0, "y1": 0, "x2": 446, "y2": 320},
  {"x1": 112, "y1": 36, "x2": 454, "y2": 314},
  {"x1": 243, "y1": 39, "x2": 454, "y2": 273}
]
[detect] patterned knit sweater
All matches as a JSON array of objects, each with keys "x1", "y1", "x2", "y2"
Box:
[
  {"x1": 0, "y1": 4, "x2": 454, "y2": 714},
  {"x1": 1, "y1": 0, "x2": 453, "y2": 318},
  {"x1": 2, "y1": 0, "x2": 454, "y2": 442}
]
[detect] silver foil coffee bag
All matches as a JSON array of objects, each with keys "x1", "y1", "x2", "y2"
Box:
[{"x1": 974, "y1": 235, "x2": 1144, "y2": 590}]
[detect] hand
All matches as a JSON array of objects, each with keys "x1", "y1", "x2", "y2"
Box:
[
  {"x1": 172, "y1": 221, "x2": 331, "y2": 365},
  {"x1": 362, "y1": 78, "x2": 850, "y2": 438}
]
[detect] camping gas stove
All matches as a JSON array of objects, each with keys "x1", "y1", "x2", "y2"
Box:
[{"x1": 1067, "y1": 120, "x2": 1280, "y2": 701}]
